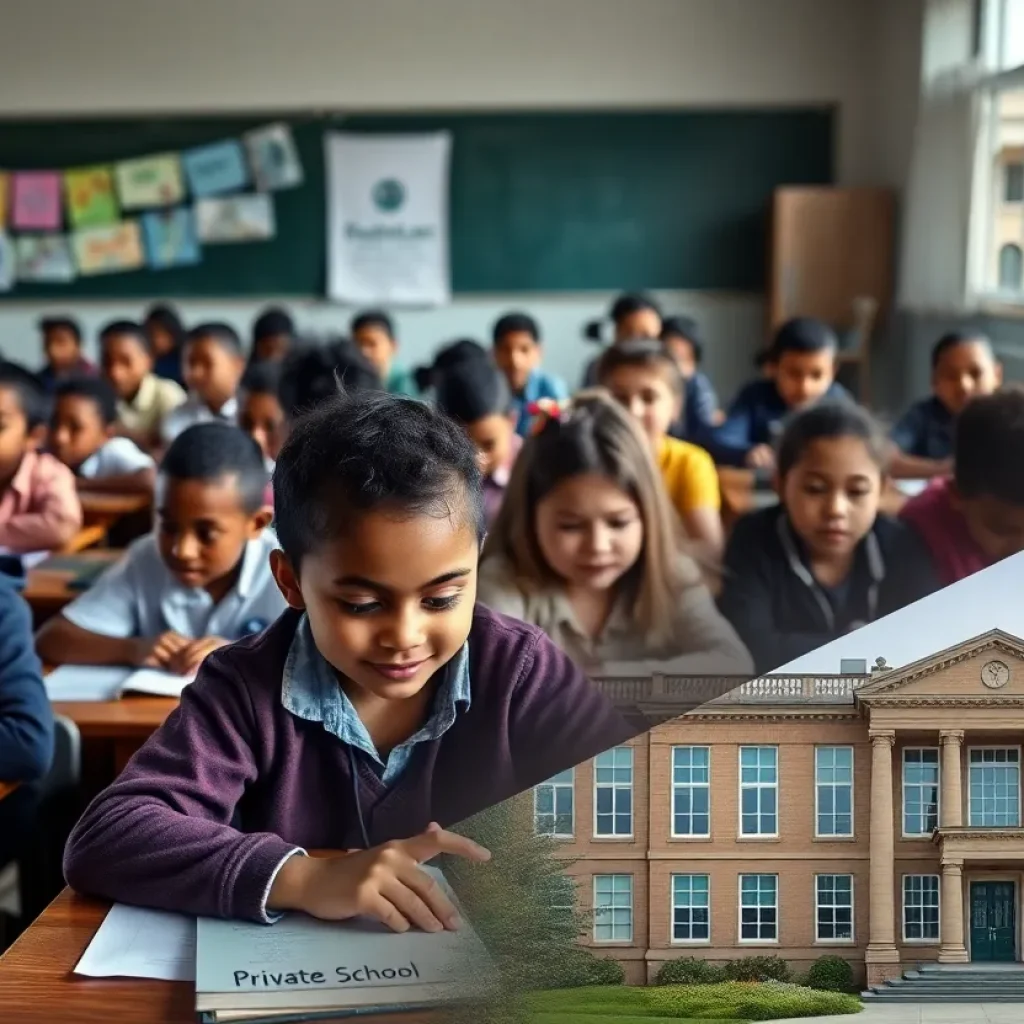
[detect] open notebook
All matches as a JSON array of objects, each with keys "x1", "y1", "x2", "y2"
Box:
[{"x1": 43, "y1": 664, "x2": 194, "y2": 701}]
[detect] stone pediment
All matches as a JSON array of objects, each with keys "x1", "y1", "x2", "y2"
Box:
[{"x1": 855, "y1": 629, "x2": 1024, "y2": 705}]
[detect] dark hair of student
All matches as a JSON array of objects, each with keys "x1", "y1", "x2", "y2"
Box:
[
  {"x1": 98, "y1": 319, "x2": 150, "y2": 354},
  {"x1": 661, "y1": 315, "x2": 704, "y2": 363},
  {"x1": 413, "y1": 338, "x2": 490, "y2": 394},
  {"x1": 595, "y1": 339, "x2": 684, "y2": 396},
  {"x1": 0, "y1": 362, "x2": 51, "y2": 429},
  {"x1": 754, "y1": 348, "x2": 775, "y2": 370},
  {"x1": 492, "y1": 312, "x2": 540, "y2": 346},
  {"x1": 39, "y1": 316, "x2": 82, "y2": 344},
  {"x1": 435, "y1": 358, "x2": 511, "y2": 425},
  {"x1": 142, "y1": 304, "x2": 186, "y2": 347},
  {"x1": 273, "y1": 389, "x2": 485, "y2": 565},
  {"x1": 771, "y1": 317, "x2": 838, "y2": 357},
  {"x1": 610, "y1": 292, "x2": 661, "y2": 325},
  {"x1": 186, "y1": 321, "x2": 244, "y2": 356},
  {"x1": 350, "y1": 309, "x2": 395, "y2": 338},
  {"x1": 930, "y1": 330, "x2": 993, "y2": 369},
  {"x1": 954, "y1": 385, "x2": 1024, "y2": 504},
  {"x1": 252, "y1": 307, "x2": 295, "y2": 342},
  {"x1": 775, "y1": 401, "x2": 889, "y2": 480},
  {"x1": 278, "y1": 338, "x2": 382, "y2": 421},
  {"x1": 160, "y1": 422, "x2": 268, "y2": 514},
  {"x1": 241, "y1": 359, "x2": 283, "y2": 398},
  {"x1": 54, "y1": 376, "x2": 119, "y2": 426}
]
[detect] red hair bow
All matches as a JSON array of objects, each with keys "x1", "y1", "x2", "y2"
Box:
[{"x1": 526, "y1": 398, "x2": 571, "y2": 436}]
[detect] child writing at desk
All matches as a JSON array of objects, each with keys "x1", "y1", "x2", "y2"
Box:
[
  {"x1": 63, "y1": 391, "x2": 635, "y2": 932},
  {"x1": 36, "y1": 423, "x2": 284, "y2": 676}
]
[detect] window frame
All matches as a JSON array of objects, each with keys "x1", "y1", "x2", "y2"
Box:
[
  {"x1": 814, "y1": 873, "x2": 856, "y2": 944},
  {"x1": 814, "y1": 746, "x2": 855, "y2": 839},
  {"x1": 670, "y1": 873, "x2": 711, "y2": 945},
  {"x1": 738, "y1": 745, "x2": 779, "y2": 838},
  {"x1": 592, "y1": 873, "x2": 634, "y2": 944},
  {"x1": 902, "y1": 747, "x2": 941, "y2": 839},
  {"x1": 593, "y1": 746, "x2": 635, "y2": 839},
  {"x1": 533, "y1": 767, "x2": 576, "y2": 840},
  {"x1": 902, "y1": 873, "x2": 942, "y2": 944},
  {"x1": 670, "y1": 745, "x2": 711, "y2": 839},
  {"x1": 738, "y1": 873, "x2": 780, "y2": 945},
  {"x1": 967, "y1": 744, "x2": 1022, "y2": 827}
]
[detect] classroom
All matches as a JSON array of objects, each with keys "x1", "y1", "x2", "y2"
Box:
[{"x1": 1, "y1": 0, "x2": 1024, "y2": 1021}]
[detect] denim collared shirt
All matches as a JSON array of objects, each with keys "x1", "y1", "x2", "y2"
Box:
[{"x1": 281, "y1": 615, "x2": 472, "y2": 786}]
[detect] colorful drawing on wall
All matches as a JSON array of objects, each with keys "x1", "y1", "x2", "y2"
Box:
[
  {"x1": 64, "y1": 165, "x2": 119, "y2": 229},
  {"x1": 196, "y1": 194, "x2": 276, "y2": 243},
  {"x1": 71, "y1": 220, "x2": 145, "y2": 276},
  {"x1": 182, "y1": 140, "x2": 249, "y2": 198},
  {"x1": 11, "y1": 172, "x2": 63, "y2": 231},
  {"x1": 15, "y1": 234, "x2": 75, "y2": 283},
  {"x1": 0, "y1": 174, "x2": 8, "y2": 228},
  {"x1": 114, "y1": 153, "x2": 185, "y2": 210},
  {"x1": 0, "y1": 233, "x2": 13, "y2": 292},
  {"x1": 141, "y1": 207, "x2": 201, "y2": 269},
  {"x1": 244, "y1": 123, "x2": 303, "y2": 191}
]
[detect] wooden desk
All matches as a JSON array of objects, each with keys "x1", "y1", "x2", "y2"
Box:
[
  {"x1": 25, "y1": 549, "x2": 120, "y2": 620},
  {"x1": 58, "y1": 524, "x2": 108, "y2": 555},
  {"x1": 0, "y1": 780, "x2": 20, "y2": 801},
  {"x1": 79, "y1": 491, "x2": 151, "y2": 530}
]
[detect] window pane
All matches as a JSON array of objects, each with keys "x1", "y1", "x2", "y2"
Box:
[{"x1": 986, "y1": 88, "x2": 1024, "y2": 297}]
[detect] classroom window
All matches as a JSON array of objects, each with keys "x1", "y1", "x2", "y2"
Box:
[
  {"x1": 999, "y1": 243, "x2": 1024, "y2": 291},
  {"x1": 739, "y1": 874, "x2": 778, "y2": 942},
  {"x1": 903, "y1": 748, "x2": 940, "y2": 836},
  {"x1": 739, "y1": 746, "x2": 778, "y2": 836},
  {"x1": 1006, "y1": 162, "x2": 1024, "y2": 202},
  {"x1": 903, "y1": 875, "x2": 941, "y2": 942},
  {"x1": 815, "y1": 874, "x2": 854, "y2": 942},
  {"x1": 533, "y1": 769, "x2": 575, "y2": 838},
  {"x1": 671, "y1": 746, "x2": 710, "y2": 837},
  {"x1": 969, "y1": 748, "x2": 1020, "y2": 826},
  {"x1": 815, "y1": 747, "x2": 854, "y2": 837},
  {"x1": 594, "y1": 747, "x2": 633, "y2": 837},
  {"x1": 593, "y1": 874, "x2": 633, "y2": 943},
  {"x1": 671, "y1": 874, "x2": 710, "y2": 943}
]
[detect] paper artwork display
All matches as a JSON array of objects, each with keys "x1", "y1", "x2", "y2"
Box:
[
  {"x1": 244, "y1": 123, "x2": 303, "y2": 191},
  {"x1": 196, "y1": 194, "x2": 275, "y2": 243},
  {"x1": 72, "y1": 221, "x2": 145, "y2": 276},
  {"x1": 15, "y1": 234, "x2": 75, "y2": 283},
  {"x1": 0, "y1": 233, "x2": 13, "y2": 291},
  {"x1": 114, "y1": 153, "x2": 185, "y2": 210},
  {"x1": 11, "y1": 171, "x2": 63, "y2": 231},
  {"x1": 182, "y1": 140, "x2": 249, "y2": 198},
  {"x1": 141, "y1": 207, "x2": 201, "y2": 269},
  {"x1": 64, "y1": 166, "x2": 119, "y2": 229}
]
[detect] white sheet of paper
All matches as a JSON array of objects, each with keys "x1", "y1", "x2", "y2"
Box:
[
  {"x1": 122, "y1": 668, "x2": 193, "y2": 697},
  {"x1": 74, "y1": 903, "x2": 196, "y2": 981},
  {"x1": 0, "y1": 548, "x2": 51, "y2": 568},
  {"x1": 896, "y1": 478, "x2": 929, "y2": 497},
  {"x1": 43, "y1": 665, "x2": 130, "y2": 701}
]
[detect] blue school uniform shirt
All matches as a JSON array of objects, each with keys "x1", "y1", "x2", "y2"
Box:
[
  {"x1": 889, "y1": 396, "x2": 954, "y2": 461},
  {"x1": 669, "y1": 372, "x2": 720, "y2": 441},
  {"x1": 511, "y1": 369, "x2": 569, "y2": 437}
]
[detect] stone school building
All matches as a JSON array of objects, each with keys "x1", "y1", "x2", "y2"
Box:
[{"x1": 542, "y1": 630, "x2": 1024, "y2": 985}]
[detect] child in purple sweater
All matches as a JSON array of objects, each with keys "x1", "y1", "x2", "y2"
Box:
[{"x1": 64, "y1": 389, "x2": 635, "y2": 935}]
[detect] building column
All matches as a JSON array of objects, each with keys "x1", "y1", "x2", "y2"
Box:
[
  {"x1": 940, "y1": 731, "x2": 965, "y2": 829},
  {"x1": 866, "y1": 730, "x2": 900, "y2": 985},
  {"x1": 939, "y1": 861, "x2": 969, "y2": 963}
]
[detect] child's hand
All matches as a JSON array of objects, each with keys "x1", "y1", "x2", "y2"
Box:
[
  {"x1": 165, "y1": 636, "x2": 230, "y2": 676},
  {"x1": 136, "y1": 631, "x2": 191, "y2": 668},
  {"x1": 745, "y1": 444, "x2": 776, "y2": 470},
  {"x1": 269, "y1": 822, "x2": 491, "y2": 932}
]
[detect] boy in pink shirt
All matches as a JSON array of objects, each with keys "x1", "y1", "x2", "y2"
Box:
[{"x1": 901, "y1": 386, "x2": 1024, "y2": 585}]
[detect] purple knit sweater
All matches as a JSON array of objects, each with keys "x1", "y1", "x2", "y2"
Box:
[{"x1": 64, "y1": 606, "x2": 634, "y2": 922}]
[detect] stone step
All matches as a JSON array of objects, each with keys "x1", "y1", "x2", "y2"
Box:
[
  {"x1": 864, "y1": 993, "x2": 1024, "y2": 1003},
  {"x1": 874, "y1": 984, "x2": 1024, "y2": 995}
]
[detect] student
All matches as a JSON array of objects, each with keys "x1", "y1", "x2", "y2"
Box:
[
  {"x1": 36, "y1": 316, "x2": 96, "y2": 393},
  {"x1": 160, "y1": 323, "x2": 245, "y2": 445},
  {"x1": 901, "y1": 385, "x2": 1024, "y2": 585},
  {"x1": 239, "y1": 361, "x2": 286, "y2": 471},
  {"x1": 99, "y1": 320, "x2": 187, "y2": 450},
  {"x1": 351, "y1": 310, "x2": 415, "y2": 396},
  {"x1": 477, "y1": 391, "x2": 752, "y2": 678},
  {"x1": 36, "y1": 423, "x2": 283, "y2": 673},
  {"x1": 717, "y1": 402, "x2": 938, "y2": 674},
  {"x1": 278, "y1": 338, "x2": 383, "y2": 423},
  {"x1": 62, "y1": 391, "x2": 635, "y2": 928},
  {"x1": 0, "y1": 363, "x2": 81, "y2": 554},
  {"x1": 492, "y1": 313, "x2": 568, "y2": 437},
  {"x1": 706, "y1": 317, "x2": 851, "y2": 469},
  {"x1": 251, "y1": 307, "x2": 295, "y2": 365},
  {"x1": 50, "y1": 378, "x2": 155, "y2": 494},
  {"x1": 142, "y1": 304, "x2": 187, "y2": 388},
  {"x1": 581, "y1": 293, "x2": 664, "y2": 387},
  {"x1": 660, "y1": 316, "x2": 721, "y2": 439},
  {"x1": 434, "y1": 357, "x2": 520, "y2": 526},
  {"x1": 596, "y1": 341, "x2": 723, "y2": 558},
  {"x1": 889, "y1": 331, "x2": 1002, "y2": 480}
]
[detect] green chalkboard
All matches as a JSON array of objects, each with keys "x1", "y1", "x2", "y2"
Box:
[{"x1": 0, "y1": 110, "x2": 833, "y2": 298}]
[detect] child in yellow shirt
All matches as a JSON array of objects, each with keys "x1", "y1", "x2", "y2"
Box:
[{"x1": 596, "y1": 340, "x2": 723, "y2": 559}]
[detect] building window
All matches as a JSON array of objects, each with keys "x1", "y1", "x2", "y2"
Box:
[
  {"x1": 593, "y1": 874, "x2": 633, "y2": 943},
  {"x1": 1006, "y1": 162, "x2": 1024, "y2": 202},
  {"x1": 815, "y1": 874, "x2": 854, "y2": 942},
  {"x1": 672, "y1": 746, "x2": 710, "y2": 837},
  {"x1": 903, "y1": 748, "x2": 940, "y2": 836},
  {"x1": 969, "y1": 748, "x2": 1021, "y2": 827},
  {"x1": 903, "y1": 875, "x2": 940, "y2": 942},
  {"x1": 594, "y1": 746, "x2": 633, "y2": 837},
  {"x1": 999, "y1": 243, "x2": 1024, "y2": 291},
  {"x1": 739, "y1": 874, "x2": 778, "y2": 942},
  {"x1": 739, "y1": 746, "x2": 778, "y2": 836},
  {"x1": 534, "y1": 768, "x2": 575, "y2": 838},
  {"x1": 815, "y1": 747, "x2": 854, "y2": 837},
  {"x1": 671, "y1": 874, "x2": 710, "y2": 943}
]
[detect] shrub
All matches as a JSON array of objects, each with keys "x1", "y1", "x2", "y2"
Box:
[
  {"x1": 723, "y1": 955, "x2": 792, "y2": 983},
  {"x1": 806, "y1": 954, "x2": 855, "y2": 992},
  {"x1": 646, "y1": 981, "x2": 861, "y2": 1020},
  {"x1": 655, "y1": 957, "x2": 727, "y2": 986}
]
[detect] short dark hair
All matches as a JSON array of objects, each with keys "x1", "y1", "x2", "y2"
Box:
[
  {"x1": 241, "y1": 359, "x2": 283, "y2": 398},
  {"x1": 99, "y1": 319, "x2": 150, "y2": 354},
  {"x1": 954, "y1": 385, "x2": 1024, "y2": 505},
  {"x1": 160, "y1": 422, "x2": 268, "y2": 513},
  {"x1": 661, "y1": 316, "x2": 704, "y2": 363},
  {"x1": 435, "y1": 358, "x2": 511, "y2": 424},
  {"x1": 186, "y1": 322, "x2": 244, "y2": 356},
  {"x1": 0, "y1": 362, "x2": 49, "y2": 429},
  {"x1": 278, "y1": 339, "x2": 382, "y2": 421},
  {"x1": 931, "y1": 330, "x2": 994, "y2": 369},
  {"x1": 252, "y1": 307, "x2": 295, "y2": 342},
  {"x1": 351, "y1": 309, "x2": 395, "y2": 339},
  {"x1": 610, "y1": 293, "x2": 660, "y2": 324},
  {"x1": 776, "y1": 400, "x2": 888, "y2": 479},
  {"x1": 143, "y1": 304, "x2": 186, "y2": 348},
  {"x1": 414, "y1": 338, "x2": 490, "y2": 393},
  {"x1": 772, "y1": 317, "x2": 838, "y2": 358},
  {"x1": 54, "y1": 376, "x2": 118, "y2": 426},
  {"x1": 273, "y1": 389, "x2": 484, "y2": 564},
  {"x1": 493, "y1": 312, "x2": 540, "y2": 345},
  {"x1": 39, "y1": 316, "x2": 82, "y2": 343},
  {"x1": 595, "y1": 339, "x2": 684, "y2": 396}
]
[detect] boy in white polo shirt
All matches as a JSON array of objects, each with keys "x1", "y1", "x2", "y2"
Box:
[{"x1": 36, "y1": 422, "x2": 284, "y2": 676}]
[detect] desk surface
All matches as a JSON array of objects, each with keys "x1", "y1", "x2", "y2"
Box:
[
  {"x1": 79, "y1": 491, "x2": 151, "y2": 522},
  {"x1": 24, "y1": 549, "x2": 120, "y2": 614},
  {"x1": 52, "y1": 695, "x2": 177, "y2": 739}
]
